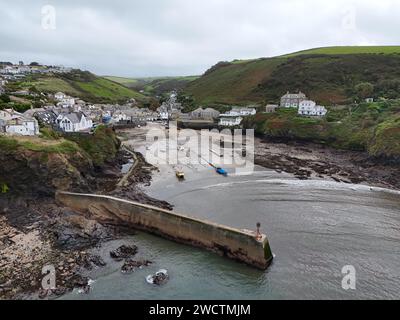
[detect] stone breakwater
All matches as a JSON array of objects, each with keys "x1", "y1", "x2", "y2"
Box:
[{"x1": 56, "y1": 191, "x2": 273, "y2": 269}]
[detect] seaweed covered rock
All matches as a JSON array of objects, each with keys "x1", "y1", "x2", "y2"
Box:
[{"x1": 110, "y1": 245, "x2": 138, "y2": 261}]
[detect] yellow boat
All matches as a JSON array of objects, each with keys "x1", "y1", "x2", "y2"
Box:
[{"x1": 176, "y1": 171, "x2": 185, "y2": 180}]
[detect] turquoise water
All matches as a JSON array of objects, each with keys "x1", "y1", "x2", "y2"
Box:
[{"x1": 63, "y1": 167, "x2": 400, "y2": 300}]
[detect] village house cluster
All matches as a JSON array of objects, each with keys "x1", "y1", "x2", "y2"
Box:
[
  {"x1": 0, "y1": 61, "x2": 72, "y2": 81},
  {"x1": 0, "y1": 89, "x2": 184, "y2": 136},
  {"x1": 154, "y1": 92, "x2": 258, "y2": 127},
  {"x1": 14, "y1": 91, "x2": 162, "y2": 134},
  {"x1": 0, "y1": 77, "x2": 7, "y2": 95},
  {"x1": 265, "y1": 91, "x2": 328, "y2": 117},
  {"x1": 218, "y1": 106, "x2": 257, "y2": 127},
  {"x1": 154, "y1": 92, "x2": 256, "y2": 127},
  {"x1": 1, "y1": 64, "x2": 329, "y2": 137}
]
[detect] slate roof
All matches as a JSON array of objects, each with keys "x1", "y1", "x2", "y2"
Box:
[{"x1": 64, "y1": 112, "x2": 84, "y2": 124}]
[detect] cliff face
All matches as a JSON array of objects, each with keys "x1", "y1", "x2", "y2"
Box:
[
  {"x1": 0, "y1": 144, "x2": 94, "y2": 196},
  {"x1": 0, "y1": 127, "x2": 122, "y2": 197}
]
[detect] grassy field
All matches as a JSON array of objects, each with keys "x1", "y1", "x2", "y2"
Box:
[
  {"x1": 184, "y1": 46, "x2": 400, "y2": 106},
  {"x1": 104, "y1": 75, "x2": 199, "y2": 96},
  {"x1": 74, "y1": 77, "x2": 145, "y2": 101},
  {"x1": 283, "y1": 46, "x2": 400, "y2": 57},
  {"x1": 139, "y1": 76, "x2": 199, "y2": 96},
  {"x1": 103, "y1": 76, "x2": 139, "y2": 86},
  {"x1": 13, "y1": 71, "x2": 148, "y2": 104},
  {"x1": 18, "y1": 77, "x2": 81, "y2": 96},
  {"x1": 0, "y1": 135, "x2": 80, "y2": 154}
]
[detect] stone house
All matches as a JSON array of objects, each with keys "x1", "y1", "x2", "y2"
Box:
[
  {"x1": 34, "y1": 110, "x2": 58, "y2": 126},
  {"x1": 280, "y1": 91, "x2": 307, "y2": 108},
  {"x1": 0, "y1": 109, "x2": 39, "y2": 136},
  {"x1": 265, "y1": 104, "x2": 278, "y2": 113},
  {"x1": 190, "y1": 107, "x2": 220, "y2": 120}
]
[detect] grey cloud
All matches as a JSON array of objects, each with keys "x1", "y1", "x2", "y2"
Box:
[{"x1": 0, "y1": 0, "x2": 399, "y2": 77}]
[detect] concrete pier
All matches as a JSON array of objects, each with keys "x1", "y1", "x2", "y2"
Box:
[{"x1": 56, "y1": 191, "x2": 273, "y2": 269}]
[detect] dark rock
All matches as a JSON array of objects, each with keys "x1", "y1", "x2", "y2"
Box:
[
  {"x1": 38, "y1": 288, "x2": 49, "y2": 299},
  {"x1": 1, "y1": 237, "x2": 15, "y2": 246},
  {"x1": 67, "y1": 274, "x2": 89, "y2": 288},
  {"x1": 52, "y1": 286, "x2": 68, "y2": 296},
  {"x1": 110, "y1": 245, "x2": 138, "y2": 261},
  {"x1": 80, "y1": 285, "x2": 91, "y2": 294},
  {"x1": 121, "y1": 259, "x2": 152, "y2": 274},
  {"x1": 77, "y1": 253, "x2": 106, "y2": 270},
  {"x1": 88, "y1": 254, "x2": 106, "y2": 267},
  {"x1": 50, "y1": 217, "x2": 114, "y2": 251}
]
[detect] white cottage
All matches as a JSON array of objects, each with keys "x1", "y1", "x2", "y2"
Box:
[
  {"x1": 157, "y1": 106, "x2": 169, "y2": 120},
  {"x1": 219, "y1": 116, "x2": 243, "y2": 127},
  {"x1": 54, "y1": 92, "x2": 67, "y2": 101},
  {"x1": 111, "y1": 110, "x2": 129, "y2": 123},
  {"x1": 298, "y1": 100, "x2": 327, "y2": 117},
  {"x1": 230, "y1": 107, "x2": 257, "y2": 116},
  {"x1": 56, "y1": 112, "x2": 93, "y2": 132}
]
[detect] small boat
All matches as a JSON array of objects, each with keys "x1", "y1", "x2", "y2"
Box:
[
  {"x1": 216, "y1": 167, "x2": 228, "y2": 176},
  {"x1": 176, "y1": 171, "x2": 185, "y2": 180},
  {"x1": 146, "y1": 269, "x2": 169, "y2": 285}
]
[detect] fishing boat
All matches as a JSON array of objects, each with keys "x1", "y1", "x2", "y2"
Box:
[
  {"x1": 216, "y1": 167, "x2": 228, "y2": 176},
  {"x1": 176, "y1": 171, "x2": 185, "y2": 180},
  {"x1": 206, "y1": 161, "x2": 228, "y2": 177}
]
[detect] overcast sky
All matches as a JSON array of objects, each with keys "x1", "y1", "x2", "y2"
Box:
[{"x1": 0, "y1": 0, "x2": 399, "y2": 77}]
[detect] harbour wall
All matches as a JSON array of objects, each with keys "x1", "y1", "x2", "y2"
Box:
[{"x1": 56, "y1": 191, "x2": 273, "y2": 269}]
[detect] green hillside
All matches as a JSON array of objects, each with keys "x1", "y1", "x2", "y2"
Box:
[
  {"x1": 11, "y1": 70, "x2": 148, "y2": 104},
  {"x1": 184, "y1": 46, "x2": 400, "y2": 106},
  {"x1": 104, "y1": 75, "x2": 199, "y2": 96},
  {"x1": 102, "y1": 76, "x2": 139, "y2": 86},
  {"x1": 283, "y1": 46, "x2": 400, "y2": 57},
  {"x1": 244, "y1": 100, "x2": 400, "y2": 160}
]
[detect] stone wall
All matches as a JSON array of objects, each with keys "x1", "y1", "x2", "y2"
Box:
[{"x1": 56, "y1": 191, "x2": 273, "y2": 269}]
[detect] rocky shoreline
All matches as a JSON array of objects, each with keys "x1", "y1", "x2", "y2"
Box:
[
  {"x1": 0, "y1": 144, "x2": 169, "y2": 300},
  {"x1": 254, "y1": 137, "x2": 400, "y2": 190},
  {"x1": 0, "y1": 197, "x2": 114, "y2": 299}
]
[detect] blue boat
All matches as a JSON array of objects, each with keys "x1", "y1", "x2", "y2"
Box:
[
  {"x1": 216, "y1": 167, "x2": 228, "y2": 176},
  {"x1": 102, "y1": 115, "x2": 112, "y2": 124}
]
